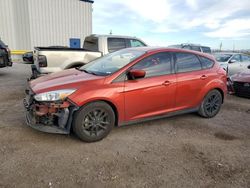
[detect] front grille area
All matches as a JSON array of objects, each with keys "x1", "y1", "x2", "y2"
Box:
[{"x1": 233, "y1": 81, "x2": 250, "y2": 98}]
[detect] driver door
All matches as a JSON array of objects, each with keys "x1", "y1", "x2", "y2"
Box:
[{"x1": 124, "y1": 52, "x2": 176, "y2": 121}]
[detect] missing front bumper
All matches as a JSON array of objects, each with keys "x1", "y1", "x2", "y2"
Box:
[{"x1": 23, "y1": 97, "x2": 78, "y2": 134}]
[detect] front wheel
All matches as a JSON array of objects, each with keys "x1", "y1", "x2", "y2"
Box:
[
  {"x1": 198, "y1": 90, "x2": 222, "y2": 118},
  {"x1": 73, "y1": 101, "x2": 115, "y2": 142}
]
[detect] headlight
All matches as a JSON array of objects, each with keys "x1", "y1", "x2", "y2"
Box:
[{"x1": 34, "y1": 89, "x2": 76, "y2": 102}]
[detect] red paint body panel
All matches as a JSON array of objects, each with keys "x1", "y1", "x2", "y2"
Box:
[
  {"x1": 124, "y1": 74, "x2": 176, "y2": 120},
  {"x1": 29, "y1": 47, "x2": 227, "y2": 125}
]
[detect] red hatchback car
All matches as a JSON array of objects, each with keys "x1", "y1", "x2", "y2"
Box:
[{"x1": 24, "y1": 47, "x2": 227, "y2": 142}]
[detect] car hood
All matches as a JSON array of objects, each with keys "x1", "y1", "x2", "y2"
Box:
[
  {"x1": 231, "y1": 71, "x2": 250, "y2": 82},
  {"x1": 30, "y1": 68, "x2": 104, "y2": 94}
]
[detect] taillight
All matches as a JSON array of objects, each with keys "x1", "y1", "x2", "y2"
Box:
[{"x1": 38, "y1": 55, "x2": 47, "y2": 67}]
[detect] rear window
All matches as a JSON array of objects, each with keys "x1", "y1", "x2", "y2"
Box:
[
  {"x1": 190, "y1": 46, "x2": 201, "y2": 52},
  {"x1": 108, "y1": 38, "x2": 126, "y2": 52},
  {"x1": 83, "y1": 37, "x2": 98, "y2": 51},
  {"x1": 199, "y1": 56, "x2": 214, "y2": 69},
  {"x1": 175, "y1": 53, "x2": 202, "y2": 73}
]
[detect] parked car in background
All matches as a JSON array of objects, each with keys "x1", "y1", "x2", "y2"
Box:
[
  {"x1": 31, "y1": 34, "x2": 147, "y2": 78},
  {"x1": 168, "y1": 43, "x2": 212, "y2": 54},
  {"x1": 228, "y1": 66, "x2": 250, "y2": 98},
  {"x1": 23, "y1": 51, "x2": 33, "y2": 64},
  {"x1": 0, "y1": 39, "x2": 12, "y2": 68},
  {"x1": 24, "y1": 47, "x2": 227, "y2": 142},
  {"x1": 214, "y1": 52, "x2": 250, "y2": 74}
]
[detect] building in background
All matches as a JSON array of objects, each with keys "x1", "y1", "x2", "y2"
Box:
[{"x1": 0, "y1": 0, "x2": 93, "y2": 50}]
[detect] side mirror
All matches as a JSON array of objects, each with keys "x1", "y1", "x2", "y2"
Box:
[
  {"x1": 229, "y1": 59, "x2": 236, "y2": 64},
  {"x1": 247, "y1": 65, "x2": 250, "y2": 69},
  {"x1": 128, "y1": 69, "x2": 146, "y2": 80}
]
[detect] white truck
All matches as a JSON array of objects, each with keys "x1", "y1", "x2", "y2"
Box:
[{"x1": 31, "y1": 34, "x2": 147, "y2": 78}]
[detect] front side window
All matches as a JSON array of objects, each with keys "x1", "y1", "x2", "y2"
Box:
[
  {"x1": 131, "y1": 52, "x2": 172, "y2": 78},
  {"x1": 129, "y1": 39, "x2": 146, "y2": 47},
  {"x1": 81, "y1": 48, "x2": 145, "y2": 76},
  {"x1": 175, "y1": 53, "x2": 202, "y2": 73},
  {"x1": 108, "y1": 38, "x2": 126, "y2": 52}
]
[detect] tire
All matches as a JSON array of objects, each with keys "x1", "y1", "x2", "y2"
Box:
[
  {"x1": 198, "y1": 90, "x2": 222, "y2": 118},
  {"x1": 73, "y1": 101, "x2": 115, "y2": 142}
]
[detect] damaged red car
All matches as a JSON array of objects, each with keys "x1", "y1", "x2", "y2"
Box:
[{"x1": 24, "y1": 47, "x2": 227, "y2": 142}]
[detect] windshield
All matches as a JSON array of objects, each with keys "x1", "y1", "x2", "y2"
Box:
[
  {"x1": 80, "y1": 48, "x2": 146, "y2": 76},
  {"x1": 214, "y1": 54, "x2": 232, "y2": 62}
]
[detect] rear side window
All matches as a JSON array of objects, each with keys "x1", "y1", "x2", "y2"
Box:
[
  {"x1": 108, "y1": 38, "x2": 126, "y2": 52},
  {"x1": 175, "y1": 53, "x2": 202, "y2": 73},
  {"x1": 83, "y1": 37, "x2": 98, "y2": 51},
  {"x1": 199, "y1": 56, "x2": 214, "y2": 69},
  {"x1": 132, "y1": 52, "x2": 172, "y2": 78}
]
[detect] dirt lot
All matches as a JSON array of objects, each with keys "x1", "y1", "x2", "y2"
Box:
[{"x1": 0, "y1": 63, "x2": 249, "y2": 188}]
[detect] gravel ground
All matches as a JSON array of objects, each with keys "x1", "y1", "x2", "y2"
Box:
[{"x1": 0, "y1": 63, "x2": 249, "y2": 188}]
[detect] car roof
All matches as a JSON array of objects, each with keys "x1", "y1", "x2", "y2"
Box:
[{"x1": 126, "y1": 46, "x2": 215, "y2": 60}]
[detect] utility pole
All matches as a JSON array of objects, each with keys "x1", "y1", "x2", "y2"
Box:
[
  {"x1": 219, "y1": 42, "x2": 222, "y2": 51},
  {"x1": 109, "y1": 30, "x2": 112, "y2": 35}
]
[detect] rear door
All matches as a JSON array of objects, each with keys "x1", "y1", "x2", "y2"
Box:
[
  {"x1": 124, "y1": 52, "x2": 176, "y2": 121},
  {"x1": 174, "y1": 52, "x2": 208, "y2": 109}
]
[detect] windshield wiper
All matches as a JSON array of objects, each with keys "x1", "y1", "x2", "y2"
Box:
[{"x1": 81, "y1": 69, "x2": 98, "y2": 75}]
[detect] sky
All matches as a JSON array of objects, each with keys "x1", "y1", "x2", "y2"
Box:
[{"x1": 92, "y1": 0, "x2": 250, "y2": 50}]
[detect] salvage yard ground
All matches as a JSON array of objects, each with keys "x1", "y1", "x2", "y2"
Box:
[{"x1": 0, "y1": 63, "x2": 249, "y2": 188}]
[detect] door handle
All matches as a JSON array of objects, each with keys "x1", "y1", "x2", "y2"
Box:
[
  {"x1": 162, "y1": 81, "x2": 171, "y2": 86},
  {"x1": 200, "y1": 75, "x2": 208, "y2": 80}
]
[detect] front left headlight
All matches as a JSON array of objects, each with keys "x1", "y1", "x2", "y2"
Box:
[{"x1": 34, "y1": 89, "x2": 76, "y2": 102}]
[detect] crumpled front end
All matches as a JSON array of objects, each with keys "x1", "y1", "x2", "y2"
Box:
[{"x1": 23, "y1": 88, "x2": 78, "y2": 134}]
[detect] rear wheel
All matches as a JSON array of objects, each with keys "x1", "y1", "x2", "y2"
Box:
[
  {"x1": 73, "y1": 101, "x2": 115, "y2": 142},
  {"x1": 198, "y1": 90, "x2": 222, "y2": 118}
]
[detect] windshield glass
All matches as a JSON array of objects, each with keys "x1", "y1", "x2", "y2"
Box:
[
  {"x1": 214, "y1": 54, "x2": 232, "y2": 62},
  {"x1": 80, "y1": 48, "x2": 146, "y2": 76}
]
